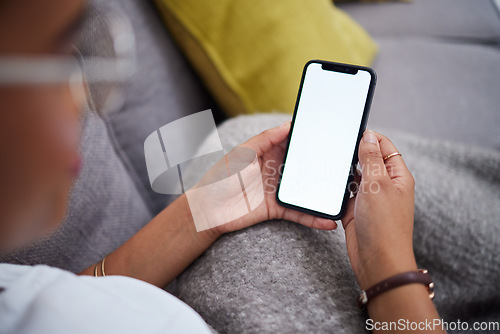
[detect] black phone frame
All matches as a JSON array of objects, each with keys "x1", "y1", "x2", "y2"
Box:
[{"x1": 275, "y1": 59, "x2": 377, "y2": 220}]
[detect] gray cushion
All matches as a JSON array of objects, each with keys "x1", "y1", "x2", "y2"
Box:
[
  {"x1": 338, "y1": 0, "x2": 500, "y2": 40},
  {"x1": 100, "y1": 0, "x2": 222, "y2": 215},
  {"x1": 339, "y1": 0, "x2": 500, "y2": 149},
  {"x1": 369, "y1": 38, "x2": 500, "y2": 150},
  {"x1": 0, "y1": 111, "x2": 153, "y2": 273}
]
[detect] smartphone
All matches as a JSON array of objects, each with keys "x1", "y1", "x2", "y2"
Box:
[{"x1": 276, "y1": 60, "x2": 376, "y2": 220}]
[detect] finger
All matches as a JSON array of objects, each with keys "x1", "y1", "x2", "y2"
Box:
[
  {"x1": 358, "y1": 130, "x2": 387, "y2": 183},
  {"x1": 341, "y1": 196, "x2": 355, "y2": 230},
  {"x1": 240, "y1": 120, "x2": 291, "y2": 156},
  {"x1": 282, "y1": 208, "x2": 337, "y2": 231},
  {"x1": 370, "y1": 131, "x2": 413, "y2": 182}
]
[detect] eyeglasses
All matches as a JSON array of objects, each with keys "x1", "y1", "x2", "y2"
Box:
[{"x1": 0, "y1": 3, "x2": 136, "y2": 116}]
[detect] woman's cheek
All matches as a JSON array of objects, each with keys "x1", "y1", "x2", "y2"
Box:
[
  {"x1": 33, "y1": 88, "x2": 83, "y2": 230},
  {"x1": 50, "y1": 110, "x2": 82, "y2": 212},
  {"x1": 0, "y1": 85, "x2": 83, "y2": 249}
]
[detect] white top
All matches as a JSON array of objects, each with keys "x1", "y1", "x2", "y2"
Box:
[{"x1": 0, "y1": 264, "x2": 212, "y2": 334}]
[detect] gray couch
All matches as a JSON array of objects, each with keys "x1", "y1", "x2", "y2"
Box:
[
  {"x1": 344, "y1": 0, "x2": 500, "y2": 150},
  {"x1": 2, "y1": 0, "x2": 499, "y2": 332},
  {"x1": 111, "y1": 0, "x2": 500, "y2": 217},
  {"x1": 108, "y1": 0, "x2": 500, "y2": 219}
]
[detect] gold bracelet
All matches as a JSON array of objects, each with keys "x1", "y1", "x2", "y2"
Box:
[
  {"x1": 93, "y1": 256, "x2": 108, "y2": 277},
  {"x1": 101, "y1": 256, "x2": 107, "y2": 277}
]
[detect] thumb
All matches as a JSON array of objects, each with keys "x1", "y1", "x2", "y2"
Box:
[
  {"x1": 358, "y1": 130, "x2": 386, "y2": 182},
  {"x1": 240, "y1": 120, "x2": 291, "y2": 156}
]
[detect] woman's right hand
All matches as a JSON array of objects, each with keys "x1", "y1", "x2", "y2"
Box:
[{"x1": 342, "y1": 130, "x2": 418, "y2": 290}]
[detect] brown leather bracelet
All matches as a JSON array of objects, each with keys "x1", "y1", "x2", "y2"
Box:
[{"x1": 357, "y1": 269, "x2": 435, "y2": 309}]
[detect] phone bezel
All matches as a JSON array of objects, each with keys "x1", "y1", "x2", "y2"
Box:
[{"x1": 276, "y1": 59, "x2": 377, "y2": 220}]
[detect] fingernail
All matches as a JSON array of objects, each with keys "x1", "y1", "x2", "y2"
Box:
[
  {"x1": 363, "y1": 130, "x2": 378, "y2": 144},
  {"x1": 280, "y1": 120, "x2": 291, "y2": 127}
]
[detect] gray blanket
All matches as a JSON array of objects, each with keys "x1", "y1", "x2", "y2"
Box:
[{"x1": 176, "y1": 114, "x2": 500, "y2": 334}]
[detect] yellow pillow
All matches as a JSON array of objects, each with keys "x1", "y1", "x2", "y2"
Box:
[{"x1": 154, "y1": 0, "x2": 378, "y2": 117}]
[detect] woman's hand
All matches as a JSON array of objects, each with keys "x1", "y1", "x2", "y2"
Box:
[
  {"x1": 192, "y1": 121, "x2": 338, "y2": 236},
  {"x1": 342, "y1": 131, "x2": 443, "y2": 334},
  {"x1": 341, "y1": 130, "x2": 417, "y2": 290}
]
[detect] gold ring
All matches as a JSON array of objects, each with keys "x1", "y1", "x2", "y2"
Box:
[{"x1": 383, "y1": 152, "x2": 402, "y2": 161}]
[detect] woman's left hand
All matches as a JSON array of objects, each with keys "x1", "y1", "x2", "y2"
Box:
[{"x1": 192, "y1": 121, "x2": 337, "y2": 235}]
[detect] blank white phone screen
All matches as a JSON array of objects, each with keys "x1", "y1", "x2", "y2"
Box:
[{"x1": 278, "y1": 62, "x2": 372, "y2": 217}]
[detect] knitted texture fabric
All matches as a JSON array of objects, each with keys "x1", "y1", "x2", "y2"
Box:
[{"x1": 176, "y1": 113, "x2": 500, "y2": 334}]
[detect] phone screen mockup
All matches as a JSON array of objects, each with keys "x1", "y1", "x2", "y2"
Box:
[{"x1": 276, "y1": 60, "x2": 376, "y2": 220}]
